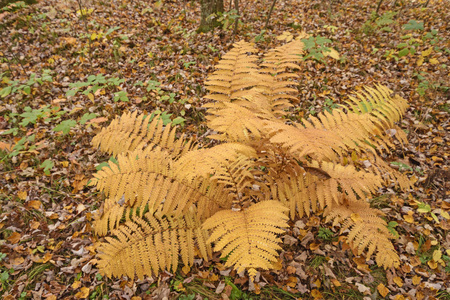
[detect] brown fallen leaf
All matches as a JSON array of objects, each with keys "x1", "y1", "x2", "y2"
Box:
[
  {"x1": 26, "y1": 200, "x2": 42, "y2": 210},
  {"x1": 7, "y1": 232, "x2": 21, "y2": 244},
  {"x1": 86, "y1": 117, "x2": 108, "y2": 124}
]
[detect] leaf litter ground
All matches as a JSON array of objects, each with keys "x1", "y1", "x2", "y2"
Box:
[{"x1": 0, "y1": 0, "x2": 448, "y2": 299}]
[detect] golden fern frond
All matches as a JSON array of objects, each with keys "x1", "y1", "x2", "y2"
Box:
[
  {"x1": 270, "y1": 172, "x2": 320, "y2": 219},
  {"x1": 308, "y1": 161, "x2": 384, "y2": 203},
  {"x1": 89, "y1": 148, "x2": 229, "y2": 219},
  {"x1": 324, "y1": 200, "x2": 400, "y2": 269},
  {"x1": 97, "y1": 209, "x2": 212, "y2": 280},
  {"x1": 203, "y1": 201, "x2": 289, "y2": 280},
  {"x1": 259, "y1": 40, "x2": 304, "y2": 115},
  {"x1": 343, "y1": 85, "x2": 408, "y2": 136},
  {"x1": 93, "y1": 199, "x2": 128, "y2": 236},
  {"x1": 204, "y1": 96, "x2": 280, "y2": 142},
  {"x1": 366, "y1": 153, "x2": 412, "y2": 190},
  {"x1": 267, "y1": 121, "x2": 346, "y2": 161},
  {"x1": 204, "y1": 41, "x2": 270, "y2": 103},
  {"x1": 305, "y1": 109, "x2": 382, "y2": 154},
  {"x1": 174, "y1": 142, "x2": 257, "y2": 178},
  {"x1": 92, "y1": 111, "x2": 195, "y2": 157},
  {"x1": 177, "y1": 144, "x2": 261, "y2": 206}
]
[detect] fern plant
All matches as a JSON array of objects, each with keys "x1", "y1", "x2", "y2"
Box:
[{"x1": 89, "y1": 39, "x2": 411, "y2": 281}]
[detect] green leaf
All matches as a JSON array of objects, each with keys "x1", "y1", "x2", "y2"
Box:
[
  {"x1": 403, "y1": 20, "x2": 424, "y2": 31},
  {"x1": 398, "y1": 48, "x2": 410, "y2": 58},
  {"x1": 388, "y1": 221, "x2": 398, "y2": 227},
  {"x1": 66, "y1": 89, "x2": 78, "y2": 97},
  {"x1": 53, "y1": 120, "x2": 77, "y2": 134},
  {"x1": 0, "y1": 86, "x2": 12, "y2": 98},
  {"x1": 23, "y1": 86, "x2": 31, "y2": 95},
  {"x1": 300, "y1": 37, "x2": 316, "y2": 50},
  {"x1": 113, "y1": 91, "x2": 129, "y2": 102},
  {"x1": 79, "y1": 113, "x2": 97, "y2": 125},
  {"x1": 40, "y1": 159, "x2": 54, "y2": 175},
  {"x1": 172, "y1": 117, "x2": 185, "y2": 125}
]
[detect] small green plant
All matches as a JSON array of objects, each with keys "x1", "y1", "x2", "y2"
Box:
[
  {"x1": 415, "y1": 200, "x2": 439, "y2": 223},
  {"x1": 386, "y1": 221, "x2": 399, "y2": 238},
  {"x1": 254, "y1": 29, "x2": 266, "y2": 42},
  {"x1": 403, "y1": 20, "x2": 424, "y2": 31},
  {"x1": 390, "y1": 161, "x2": 413, "y2": 172},
  {"x1": 213, "y1": 9, "x2": 241, "y2": 31},
  {"x1": 0, "y1": 268, "x2": 13, "y2": 291},
  {"x1": 0, "y1": 70, "x2": 53, "y2": 98},
  {"x1": 323, "y1": 98, "x2": 338, "y2": 113},
  {"x1": 1, "y1": 1, "x2": 27, "y2": 12},
  {"x1": 300, "y1": 35, "x2": 333, "y2": 63},
  {"x1": 310, "y1": 255, "x2": 327, "y2": 268},
  {"x1": 5, "y1": 134, "x2": 36, "y2": 158},
  {"x1": 53, "y1": 120, "x2": 78, "y2": 134},
  {"x1": 66, "y1": 74, "x2": 125, "y2": 100},
  {"x1": 113, "y1": 90, "x2": 129, "y2": 102},
  {"x1": 361, "y1": 11, "x2": 396, "y2": 35},
  {"x1": 317, "y1": 227, "x2": 334, "y2": 241}
]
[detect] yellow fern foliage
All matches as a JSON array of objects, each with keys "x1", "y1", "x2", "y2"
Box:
[
  {"x1": 92, "y1": 111, "x2": 194, "y2": 157},
  {"x1": 324, "y1": 200, "x2": 400, "y2": 269},
  {"x1": 203, "y1": 201, "x2": 289, "y2": 280},
  {"x1": 97, "y1": 209, "x2": 211, "y2": 280},
  {"x1": 90, "y1": 39, "x2": 412, "y2": 281}
]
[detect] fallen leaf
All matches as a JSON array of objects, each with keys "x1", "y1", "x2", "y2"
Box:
[
  {"x1": 43, "y1": 252, "x2": 53, "y2": 263},
  {"x1": 311, "y1": 289, "x2": 323, "y2": 299},
  {"x1": 26, "y1": 200, "x2": 42, "y2": 210},
  {"x1": 331, "y1": 278, "x2": 341, "y2": 287},
  {"x1": 0, "y1": 141, "x2": 13, "y2": 151},
  {"x1": 17, "y1": 190, "x2": 27, "y2": 200},
  {"x1": 393, "y1": 276, "x2": 403, "y2": 287},
  {"x1": 323, "y1": 48, "x2": 340, "y2": 59},
  {"x1": 8, "y1": 232, "x2": 21, "y2": 244},
  {"x1": 429, "y1": 58, "x2": 439, "y2": 64},
  {"x1": 427, "y1": 260, "x2": 437, "y2": 269},
  {"x1": 377, "y1": 283, "x2": 389, "y2": 297},
  {"x1": 75, "y1": 287, "x2": 90, "y2": 299},
  {"x1": 72, "y1": 281, "x2": 82, "y2": 289},
  {"x1": 86, "y1": 117, "x2": 108, "y2": 124},
  {"x1": 432, "y1": 249, "x2": 442, "y2": 261},
  {"x1": 403, "y1": 214, "x2": 414, "y2": 223},
  {"x1": 412, "y1": 275, "x2": 421, "y2": 285}
]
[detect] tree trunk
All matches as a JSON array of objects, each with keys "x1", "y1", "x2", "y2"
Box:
[{"x1": 198, "y1": 0, "x2": 224, "y2": 33}]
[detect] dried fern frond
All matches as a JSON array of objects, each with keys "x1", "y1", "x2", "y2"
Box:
[
  {"x1": 309, "y1": 161, "x2": 384, "y2": 203},
  {"x1": 97, "y1": 209, "x2": 211, "y2": 280},
  {"x1": 204, "y1": 96, "x2": 280, "y2": 142},
  {"x1": 203, "y1": 201, "x2": 289, "y2": 280},
  {"x1": 267, "y1": 121, "x2": 346, "y2": 161},
  {"x1": 324, "y1": 200, "x2": 399, "y2": 269},
  {"x1": 366, "y1": 153, "x2": 412, "y2": 190},
  {"x1": 270, "y1": 172, "x2": 320, "y2": 219},
  {"x1": 204, "y1": 41, "x2": 270, "y2": 103},
  {"x1": 90, "y1": 148, "x2": 230, "y2": 219},
  {"x1": 92, "y1": 111, "x2": 195, "y2": 157},
  {"x1": 343, "y1": 85, "x2": 408, "y2": 136},
  {"x1": 260, "y1": 39, "x2": 305, "y2": 115},
  {"x1": 174, "y1": 142, "x2": 257, "y2": 179}
]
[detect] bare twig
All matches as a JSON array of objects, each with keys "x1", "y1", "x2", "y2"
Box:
[{"x1": 264, "y1": 0, "x2": 278, "y2": 30}]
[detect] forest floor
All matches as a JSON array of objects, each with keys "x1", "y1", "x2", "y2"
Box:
[{"x1": 0, "y1": 0, "x2": 449, "y2": 299}]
